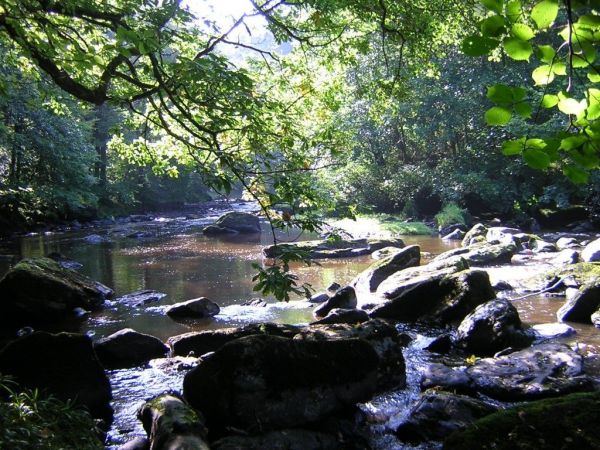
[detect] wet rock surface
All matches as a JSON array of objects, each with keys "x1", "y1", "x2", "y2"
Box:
[
  {"x1": 94, "y1": 328, "x2": 168, "y2": 369},
  {"x1": 557, "y1": 281, "x2": 600, "y2": 324},
  {"x1": 166, "y1": 297, "x2": 220, "y2": 319},
  {"x1": 352, "y1": 245, "x2": 421, "y2": 293},
  {"x1": 313, "y1": 286, "x2": 357, "y2": 319},
  {"x1": 311, "y1": 308, "x2": 369, "y2": 325},
  {"x1": 203, "y1": 211, "x2": 261, "y2": 235},
  {"x1": 263, "y1": 237, "x2": 405, "y2": 259},
  {"x1": 115, "y1": 290, "x2": 167, "y2": 307}
]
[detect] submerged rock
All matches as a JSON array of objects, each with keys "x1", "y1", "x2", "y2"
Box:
[
  {"x1": 84, "y1": 234, "x2": 112, "y2": 244},
  {"x1": 47, "y1": 252, "x2": 83, "y2": 270},
  {"x1": 311, "y1": 308, "x2": 369, "y2": 325},
  {"x1": 168, "y1": 322, "x2": 301, "y2": 356},
  {"x1": 0, "y1": 257, "x2": 112, "y2": 327},
  {"x1": 370, "y1": 269, "x2": 496, "y2": 325},
  {"x1": 0, "y1": 331, "x2": 112, "y2": 421},
  {"x1": 94, "y1": 328, "x2": 168, "y2": 369},
  {"x1": 395, "y1": 391, "x2": 499, "y2": 443},
  {"x1": 138, "y1": 394, "x2": 209, "y2": 450},
  {"x1": 456, "y1": 299, "x2": 534, "y2": 356},
  {"x1": 352, "y1": 245, "x2": 421, "y2": 294},
  {"x1": 203, "y1": 211, "x2": 261, "y2": 235},
  {"x1": 115, "y1": 290, "x2": 167, "y2": 307},
  {"x1": 166, "y1": 297, "x2": 220, "y2": 319},
  {"x1": 183, "y1": 335, "x2": 379, "y2": 434}
]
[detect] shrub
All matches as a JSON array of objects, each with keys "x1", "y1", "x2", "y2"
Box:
[{"x1": 435, "y1": 203, "x2": 469, "y2": 228}]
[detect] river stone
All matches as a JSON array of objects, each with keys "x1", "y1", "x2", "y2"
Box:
[
  {"x1": 462, "y1": 223, "x2": 487, "y2": 247},
  {"x1": 297, "y1": 319, "x2": 408, "y2": 389},
  {"x1": 592, "y1": 309, "x2": 600, "y2": 327},
  {"x1": 0, "y1": 257, "x2": 112, "y2": 327},
  {"x1": 485, "y1": 227, "x2": 522, "y2": 244},
  {"x1": 212, "y1": 429, "x2": 343, "y2": 450},
  {"x1": 532, "y1": 239, "x2": 557, "y2": 253},
  {"x1": 115, "y1": 290, "x2": 167, "y2": 307},
  {"x1": 425, "y1": 334, "x2": 453, "y2": 354},
  {"x1": 47, "y1": 252, "x2": 83, "y2": 270},
  {"x1": 532, "y1": 322, "x2": 576, "y2": 340},
  {"x1": 94, "y1": 328, "x2": 168, "y2": 369},
  {"x1": 456, "y1": 298, "x2": 534, "y2": 356},
  {"x1": 444, "y1": 391, "x2": 600, "y2": 450},
  {"x1": 202, "y1": 224, "x2": 238, "y2": 235},
  {"x1": 183, "y1": 335, "x2": 379, "y2": 434},
  {"x1": 168, "y1": 323, "x2": 301, "y2": 356},
  {"x1": 557, "y1": 281, "x2": 600, "y2": 323},
  {"x1": 352, "y1": 245, "x2": 421, "y2": 294},
  {"x1": 166, "y1": 297, "x2": 220, "y2": 319},
  {"x1": 309, "y1": 292, "x2": 330, "y2": 303},
  {"x1": 553, "y1": 249, "x2": 580, "y2": 266},
  {"x1": 372, "y1": 246, "x2": 404, "y2": 259},
  {"x1": 442, "y1": 229, "x2": 465, "y2": 240},
  {"x1": 420, "y1": 363, "x2": 473, "y2": 394},
  {"x1": 214, "y1": 211, "x2": 261, "y2": 233},
  {"x1": 311, "y1": 308, "x2": 369, "y2": 325},
  {"x1": 433, "y1": 242, "x2": 517, "y2": 267},
  {"x1": 0, "y1": 331, "x2": 112, "y2": 421},
  {"x1": 313, "y1": 286, "x2": 357, "y2": 319},
  {"x1": 557, "y1": 237, "x2": 580, "y2": 250},
  {"x1": 581, "y1": 237, "x2": 600, "y2": 262},
  {"x1": 395, "y1": 391, "x2": 499, "y2": 443},
  {"x1": 439, "y1": 223, "x2": 467, "y2": 237},
  {"x1": 138, "y1": 394, "x2": 209, "y2": 450},
  {"x1": 263, "y1": 237, "x2": 404, "y2": 259},
  {"x1": 117, "y1": 437, "x2": 149, "y2": 450},
  {"x1": 370, "y1": 270, "x2": 496, "y2": 325},
  {"x1": 467, "y1": 343, "x2": 594, "y2": 401}
]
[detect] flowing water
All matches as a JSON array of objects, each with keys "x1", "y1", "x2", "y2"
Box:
[{"x1": 1, "y1": 204, "x2": 600, "y2": 448}]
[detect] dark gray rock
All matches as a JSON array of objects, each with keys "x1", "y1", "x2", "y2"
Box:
[
  {"x1": 183, "y1": 335, "x2": 379, "y2": 434},
  {"x1": 557, "y1": 281, "x2": 600, "y2": 323},
  {"x1": 138, "y1": 394, "x2": 209, "y2": 450},
  {"x1": 313, "y1": 286, "x2": 357, "y2": 319},
  {"x1": 352, "y1": 245, "x2": 420, "y2": 293},
  {"x1": 309, "y1": 292, "x2": 329, "y2": 303},
  {"x1": 456, "y1": 299, "x2": 534, "y2": 356},
  {"x1": 263, "y1": 238, "x2": 404, "y2": 259},
  {"x1": 117, "y1": 437, "x2": 149, "y2": 450},
  {"x1": 462, "y1": 223, "x2": 487, "y2": 247},
  {"x1": 439, "y1": 223, "x2": 467, "y2": 237},
  {"x1": 115, "y1": 290, "x2": 166, "y2": 307},
  {"x1": 203, "y1": 212, "x2": 261, "y2": 235},
  {"x1": 420, "y1": 364, "x2": 473, "y2": 394},
  {"x1": 424, "y1": 334, "x2": 452, "y2": 354},
  {"x1": 311, "y1": 308, "x2": 369, "y2": 325},
  {"x1": 47, "y1": 252, "x2": 83, "y2": 270},
  {"x1": 0, "y1": 257, "x2": 112, "y2": 327},
  {"x1": 442, "y1": 229, "x2": 465, "y2": 240},
  {"x1": 242, "y1": 297, "x2": 268, "y2": 307},
  {"x1": 94, "y1": 328, "x2": 168, "y2": 369},
  {"x1": 370, "y1": 270, "x2": 496, "y2": 326},
  {"x1": 168, "y1": 323, "x2": 301, "y2": 356},
  {"x1": 434, "y1": 242, "x2": 517, "y2": 266},
  {"x1": 493, "y1": 280, "x2": 513, "y2": 291},
  {"x1": 202, "y1": 224, "x2": 238, "y2": 235},
  {"x1": 327, "y1": 282, "x2": 342, "y2": 293},
  {"x1": 0, "y1": 332, "x2": 112, "y2": 421},
  {"x1": 166, "y1": 297, "x2": 220, "y2": 319},
  {"x1": 84, "y1": 234, "x2": 112, "y2": 244},
  {"x1": 395, "y1": 391, "x2": 499, "y2": 443}
]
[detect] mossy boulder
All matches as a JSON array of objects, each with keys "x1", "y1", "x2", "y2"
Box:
[
  {"x1": 183, "y1": 335, "x2": 379, "y2": 435},
  {"x1": 462, "y1": 223, "x2": 487, "y2": 247},
  {"x1": 444, "y1": 391, "x2": 600, "y2": 450},
  {"x1": 530, "y1": 262, "x2": 600, "y2": 292},
  {"x1": 433, "y1": 242, "x2": 517, "y2": 267},
  {"x1": 0, "y1": 257, "x2": 112, "y2": 327}
]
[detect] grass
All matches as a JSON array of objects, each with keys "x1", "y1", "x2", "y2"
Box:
[
  {"x1": 0, "y1": 377, "x2": 103, "y2": 450},
  {"x1": 330, "y1": 213, "x2": 434, "y2": 237},
  {"x1": 434, "y1": 203, "x2": 469, "y2": 228}
]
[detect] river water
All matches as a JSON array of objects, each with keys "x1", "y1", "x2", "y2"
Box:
[{"x1": 1, "y1": 202, "x2": 599, "y2": 448}]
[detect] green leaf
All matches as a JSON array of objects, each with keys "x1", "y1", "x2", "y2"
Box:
[
  {"x1": 512, "y1": 86, "x2": 527, "y2": 101},
  {"x1": 481, "y1": 15, "x2": 506, "y2": 37},
  {"x1": 588, "y1": 68, "x2": 600, "y2": 82},
  {"x1": 481, "y1": 0, "x2": 503, "y2": 14},
  {"x1": 502, "y1": 139, "x2": 525, "y2": 155},
  {"x1": 572, "y1": 41, "x2": 596, "y2": 68},
  {"x1": 506, "y1": 0, "x2": 522, "y2": 22},
  {"x1": 511, "y1": 23, "x2": 535, "y2": 40},
  {"x1": 537, "y1": 45, "x2": 556, "y2": 63},
  {"x1": 578, "y1": 14, "x2": 600, "y2": 29},
  {"x1": 523, "y1": 148, "x2": 551, "y2": 168},
  {"x1": 531, "y1": 0, "x2": 559, "y2": 29},
  {"x1": 587, "y1": 87, "x2": 600, "y2": 120},
  {"x1": 504, "y1": 37, "x2": 533, "y2": 60},
  {"x1": 541, "y1": 94, "x2": 559, "y2": 108},
  {"x1": 552, "y1": 62, "x2": 567, "y2": 75},
  {"x1": 558, "y1": 97, "x2": 586, "y2": 115},
  {"x1": 525, "y1": 138, "x2": 547, "y2": 150},
  {"x1": 532, "y1": 65, "x2": 555, "y2": 85},
  {"x1": 485, "y1": 106, "x2": 512, "y2": 125},
  {"x1": 515, "y1": 101, "x2": 533, "y2": 118},
  {"x1": 564, "y1": 165, "x2": 589, "y2": 184},
  {"x1": 461, "y1": 35, "x2": 500, "y2": 56},
  {"x1": 487, "y1": 84, "x2": 514, "y2": 104},
  {"x1": 560, "y1": 135, "x2": 587, "y2": 150}
]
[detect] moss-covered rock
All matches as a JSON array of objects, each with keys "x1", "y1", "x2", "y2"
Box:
[
  {"x1": 434, "y1": 242, "x2": 517, "y2": 267},
  {"x1": 0, "y1": 257, "x2": 112, "y2": 327},
  {"x1": 462, "y1": 223, "x2": 487, "y2": 247},
  {"x1": 444, "y1": 391, "x2": 600, "y2": 450}
]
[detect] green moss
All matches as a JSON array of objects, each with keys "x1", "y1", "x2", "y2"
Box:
[
  {"x1": 444, "y1": 391, "x2": 600, "y2": 450},
  {"x1": 380, "y1": 220, "x2": 434, "y2": 236},
  {"x1": 533, "y1": 262, "x2": 600, "y2": 290},
  {"x1": 0, "y1": 377, "x2": 103, "y2": 450}
]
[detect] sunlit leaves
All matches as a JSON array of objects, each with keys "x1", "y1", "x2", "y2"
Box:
[
  {"x1": 481, "y1": 15, "x2": 506, "y2": 37},
  {"x1": 558, "y1": 96, "x2": 586, "y2": 115},
  {"x1": 564, "y1": 165, "x2": 590, "y2": 183},
  {"x1": 532, "y1": 65, "x2": 555, "y2": 85},
  {"x1": 503, "y1": 37, "x2": 533, "y2": 60},
  {"x1": 485, "y1": 106, "x2": 512, "y2": 125},
  {"x1": 461, "y1": 35, "x2": 500, "y2": 56},
  {"x1": 511, "y1": 23, "x2": 534, "y2": 40},
  {"x1": 541, "y1": 94, "x2": 559, "y2": 107},
  {"x1": 531, "y1": 0, "x2": 559, "y2": 29},
  {"x1": 537, "y1": 45, "x2": 555, "y2": 63},
  {"x1": 481, "y1": 0, "x2": 504, "y2": 14},
  {"x1": 506, "y1": 0, "x2": 522, "y2": 22}
]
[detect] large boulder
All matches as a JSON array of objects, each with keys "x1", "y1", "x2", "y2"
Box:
[
  {"x1": 455, "y1": 299, "x2": 534, "y2": 356},
  {"x1": 168, "y1": 323, "x2": 301, "y2": 356},
  {"x1": 444, "y1": 391, "x2": 600, "y2": 450},
  {"x1": 395, "y1": 391, "x2": 499, "y2": 443},
  {"x1": 93, "y1": 328, "x2": 169, "y2": 369},
  {"x1": 138, "y1": 394, "x2": 209, "y2": 450},
  {"x1": 582, "y1": 238, "x2": 600, "y2": 262},
  {"x1": 311, "y1": 308, "x2": 369, "y2": 325},
  {"x1": 203, "y1": 212, "x2": 261, "y2": 235},
  {"x1": 263, "y1": 238, "x2": 404, "y2": 259},
  {"x1": 166, "y1": 297, "x2": 220, "y2": 319},
  {"x1": 352, "y1": 245, "x2": 421, "y2": 294},
  {"x1": 462, "y1": 223, "x2": 487, "y2": 247},
  {"x1": 0, "y1": 332, "x2": 112, "y2": 421},
  {"x1": 0, "y1": 257, "x2": 112, "y2": 327},
  {"x1": 485, "y1": 227, "x2": 522, "y2": 244},
  {"x1": 425, "y1": 343, "x2": 593, "y2": 402},
  {"x1": 183, "y1": 335, "x2": 379, "y2": 435},
  {"x1": 369, "y1": 270, "x2": 496, "y2": 325},
  {"x1": 313, "y1": 286, "x2": 357, "y2": 319},
  {"x1": 557, "y1": 280, "x2": 600, "y2": 323},
  {"x1": 433, "y1": 242, "x2": 517, "y2": 267}
]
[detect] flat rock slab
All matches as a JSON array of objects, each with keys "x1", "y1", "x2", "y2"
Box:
[{"x1": 263, "y1": 238, "x2": 405, "y2": 259}]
